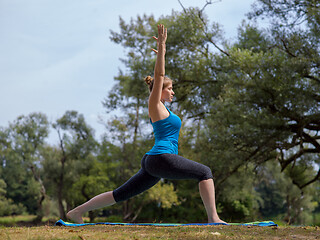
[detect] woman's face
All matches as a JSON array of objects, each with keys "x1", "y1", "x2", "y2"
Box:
[{"x1": 161, "y1": 81, "x2": 174, "y2": 102}]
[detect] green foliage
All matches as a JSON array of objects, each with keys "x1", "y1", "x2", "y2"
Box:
[
  {"x1": 70, "y1": 158, "x2": 116, "y2": 205},
  {"x1": 256, "y1": 160, "x2": 319, "y2": 224},
  {"x1": 0, "y1": 179, "x2": 26, "y2": 216},
  {"x1": 214, "y1": 164, "x2": 260, "y2": 222},
  {"x1": 105, "y1": 15, "x2": 155, "y2": 113},
  {"x1": 0, "y1": 113, "x2": 49, "y2": 219},
  {"x1": 145, "y1": 182, "x2": 180, "y2": 209},
  {"x1": 210, "y1": 1, "x2": 320, "y2": 192},
  {"x1": 46, "y1": 111, "x2": 98, "y2": 220}
]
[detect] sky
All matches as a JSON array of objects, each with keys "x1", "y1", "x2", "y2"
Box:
[{"x1": 0, "y1": 0, "x2": 256, "y2": 143}]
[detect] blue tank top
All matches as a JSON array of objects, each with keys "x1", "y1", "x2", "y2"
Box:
[{"x1": 146, "y1": 106, "x2": 182, "y2": 155}]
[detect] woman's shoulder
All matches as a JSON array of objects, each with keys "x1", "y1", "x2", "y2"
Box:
[{"x1": 149, "y1": 102, "x2": 170, "y2": 123}]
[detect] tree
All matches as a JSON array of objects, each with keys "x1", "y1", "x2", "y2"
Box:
[
  {"x1": 48, "y1": 111, "x2": 97, "y2": 220},
  {"x1": 255, "y1": 159, "x2": 318, "y2": 224},
  {"x1": 209, "y1": 0, "x2": 320, "y2": 189},
  {"x1": 69, "y1": 156, "x2": 116, "y2": 222},
  {"x1": 192, "y1": 0, "x2": 320, "y2": 223},
  {"x1": 106, "y1": 15, "x2": 156, "y2": 143},
  {"x1": 0, "y1": 179, "x2": 25, "y2": 216},
  {"x1": 0, "y1": 113, "x2": 49, "y2": 221}
]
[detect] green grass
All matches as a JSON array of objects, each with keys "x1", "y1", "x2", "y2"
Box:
[
  {"x1": 0, "y1": 225, "x2": 319, "y2": 240},
  {"x1": 0, "y1": 215, "x2": 58, "y2": 227},
  {"x1": 0, "y1": 215, "x2": 37, "y2": 225},
  {"x1": 0, "y1": 216, "x2": 319, "y2": 239}
]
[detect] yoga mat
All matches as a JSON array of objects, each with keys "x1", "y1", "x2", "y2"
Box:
[{"x1": 55, "y1": 219, "x2": 277, "y2": 227}]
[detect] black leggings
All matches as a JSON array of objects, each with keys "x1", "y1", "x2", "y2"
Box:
[{"x1": 113, "y1": 154, "x2": 213, "y2": 202}]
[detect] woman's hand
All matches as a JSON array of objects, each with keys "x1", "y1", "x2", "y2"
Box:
[{"x1": 152, "y1": 24, "x2": 167, "y2": 54}]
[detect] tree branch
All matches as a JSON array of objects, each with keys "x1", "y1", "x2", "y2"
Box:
[
  {"x1": 200, "y1": 0, "x2": 222, "y2": 14},
  {"x1": 279, "y1": 148, "x2": 319, "y2": 171},
  {"x1": 297, "y1": 169, "x2": 320, "y2": 189},
  {"x1": 280, "y1": 38, "x2": 297, "y2": 57},
  {"x1": 177, "y1": 0, "x2": 230, "y2": 57},
  {"x1": 302, "y1": 132, "x2": 320, "y2": 152},
  {"x1": 216, "y1": 145, "x2": 265, "y2": 187},
  {"x1": 177, "y1": 0, "x2": 187, "y2": 13},
  {"x1": 304, "y1": 74, "x2": 320, "y2": 84}
]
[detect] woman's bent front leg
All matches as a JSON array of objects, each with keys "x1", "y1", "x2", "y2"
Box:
[{"x1": 199, "y1": 179, "x2": 226, "y2": 224}]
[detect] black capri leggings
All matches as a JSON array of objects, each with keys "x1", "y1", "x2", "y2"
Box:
[{"x1": 113, "y1": 154, "x2": 213, "y2": 202}]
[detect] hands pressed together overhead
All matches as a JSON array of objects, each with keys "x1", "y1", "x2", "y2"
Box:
[{"x1": 152, "y1": 24, "x2": 167, "y2": 54}]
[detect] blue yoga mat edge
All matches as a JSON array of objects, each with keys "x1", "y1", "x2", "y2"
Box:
[{"x1": 54, "y1": 219, "x2": 278, "y2": 227}]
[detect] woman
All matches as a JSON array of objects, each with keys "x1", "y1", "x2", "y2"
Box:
[{"x1": 67, "y1": 24, "x2": 225, "y2": 224}]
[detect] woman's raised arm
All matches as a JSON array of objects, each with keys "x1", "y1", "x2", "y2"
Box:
[{"x1": 149, "y1": 24, "x2": 167, "y2": 108}]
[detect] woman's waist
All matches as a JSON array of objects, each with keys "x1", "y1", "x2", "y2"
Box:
[{"x1": 154, "y1": 138, "x2": 178, "y2": 146}]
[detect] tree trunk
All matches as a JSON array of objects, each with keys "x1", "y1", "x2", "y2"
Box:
[
  {"x1": 57, "y1": 129, "x2": 67, "y2": 220},
  {"x1": 58, "y1": 155, "x2": 66, "y2": 220},
  {"x1": 133, "y1": 99, "x2": 140, "y2": 144},
  {"x1": 89, "y1": 211, "x2": 95, "y2": 222},
  {"x1": 58, "y1": 185, "x2": 66, "y2": 220},
  {"x1": 123, "y1": 200, "x2": 130, "y2": 220},
  {"x1": 33, "y1": 194, "x2": 45, "y2": 223},
  {"x1": 131, "y1": 203, "x2": 145, "y2": 222},
  {"x1": 30, "y1": 164, "x2": 46, "y2": 223}
]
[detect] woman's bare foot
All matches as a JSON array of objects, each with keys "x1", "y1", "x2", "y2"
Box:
[
  {"x1": 66, "y1": 209, "x2": 84, "y2": 224},
  {"x1": 210, "y1": 218, "x2": 228, "y2": 225}
]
